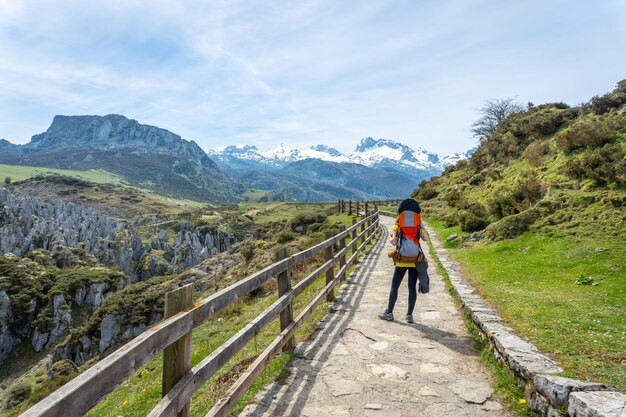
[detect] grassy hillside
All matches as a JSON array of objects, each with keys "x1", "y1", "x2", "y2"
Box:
[
  {"x1": 414, "y1": 80, "x2": 626, "y2": 390},
  {"x1": 0, "y1": 164, "x2": 122, "y2": 185}
]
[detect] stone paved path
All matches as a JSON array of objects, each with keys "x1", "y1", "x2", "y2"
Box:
[{"x1": 240, "y1": 216, "x2": 508, "y2": 417}]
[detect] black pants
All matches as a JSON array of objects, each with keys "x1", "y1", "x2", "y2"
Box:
[{"x1": 385, "y1": 266, "x2": 418, "y2": 316}]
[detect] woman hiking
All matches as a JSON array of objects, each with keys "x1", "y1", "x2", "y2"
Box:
[{"x1": 378, "y1": 198, "x2": 429, "y2": 324}]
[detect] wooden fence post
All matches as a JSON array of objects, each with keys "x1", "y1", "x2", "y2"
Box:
[
  {"x1": 365, "y1": 202, "x2": 369, "y2": 217},
  {"x1": 356, "y1": 201, "x2": 360, "y2": 217},
  {"x1": 325, "y1": 231, "x2": 335, "y2": 302},
  {"x1": 162, "y1": 284, "x2": 193, "y2": 417},
  {"x1": 337, "y1": 199, "x2": 340, "y2": 213},
  {"x1": 277, "y1": 248, "x2": 295, "y2": 351},
  {"x1": 360, "y1": 216, "x2": 366, "y2": 246},
  {"x1": 351, "y1": 219, "x2": 357, "y2": 256},
  {"x1": 339, "y1": 225, "x2": 347, "y2": 282},
  {"x1": 348, "y1": 200, "x2": 352, "y2": 216}
]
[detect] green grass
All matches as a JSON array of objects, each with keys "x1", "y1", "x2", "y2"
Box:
[
  {"x1": 0, "y1": 164, "x2": 122, "y2": 184},
  {"x1": 237, "y1": 202, "x2": 333, "y2": 225},
  {"x1": 241, "y1": 188, "x2": 272, "y2": 203},
  {"x1": 426, "y1": 219, "x2": 626, "y2": 391}
]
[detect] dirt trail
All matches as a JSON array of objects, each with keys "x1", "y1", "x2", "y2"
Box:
[
  {"x1": 240, "y1": 215, "x2": 508, "y2": 417},
  {"x1": 244, "y1": 202, "x2": 286, "y2": 217}
]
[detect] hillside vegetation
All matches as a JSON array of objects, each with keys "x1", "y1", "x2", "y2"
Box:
[{"x1": 414, "y1": 80, "x2": 626, "y2": 390}]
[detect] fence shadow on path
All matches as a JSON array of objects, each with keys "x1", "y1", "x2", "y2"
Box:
[
  {"x1": 395, "y1": 321, "x2": 478, "y2": 356},
  {"x1": 241, "y1": 224, "x2": 387, "y2": 417}
]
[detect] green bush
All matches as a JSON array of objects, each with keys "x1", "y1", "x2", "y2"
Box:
[
  {"x1": 483, "y1": 208, "x2": 541, "y2": 241},
  {"x1": 6, "y1": 382, "x2": 31, "y2": 408},
  {"x1": 565, "y1": 144, "x2": 626, "y2": 185},
  {"x1": 555, "y1": 113, "x2": 624, "y2": 154},
  {"x1": 413, "y1": 179, "x2": 438, "y2": 200},
  {"x1": 275, "y1": 230, "x2": 296, "y2": 243},
  {"x1": 523, "y1": 140, "x2": 552, "y2": 166},
  {"x1": 459, "y1": 202, "x2": 490, "y2": 232},
  {"x1": 508, "y1": 105, "x2": 574, "y2": 138},
  {"x1": 589, "y1": 79, "x2": 626, "y2": 114},
  {"x1": 488, "y1": 171, "x2": 544, "y2": 219},
  {"x1": 240, "y1": 241, "x2": 256, "y2": 261}
]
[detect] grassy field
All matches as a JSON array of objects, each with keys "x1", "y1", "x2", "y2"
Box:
[
  {"x1": 0, "y1": 164, "x2": 122, "y2": 184},
  {"x1": 426, "y1": 218, "x2": 626, "y2": 391}
]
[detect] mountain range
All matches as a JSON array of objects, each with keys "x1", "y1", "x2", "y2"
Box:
[
  {"x1": 208, "y1": 139, "x2": 473, "y2": 202},
  {"x1": 0, "y1": 114, "x2": 474, "y2": 203}
]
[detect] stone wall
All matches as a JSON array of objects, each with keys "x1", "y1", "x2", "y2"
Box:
[{"x1": 428, "y1": 226, "x2": 626, "y2": 417}]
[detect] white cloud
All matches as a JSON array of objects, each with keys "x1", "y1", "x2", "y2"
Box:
[{"x1": 0, "y1": 0, "x2": 624, "y2": 154}]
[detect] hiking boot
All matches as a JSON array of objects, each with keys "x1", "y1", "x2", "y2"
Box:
[
  {"x1": 378, "y1": 311, "x2": 394, "y2": 321},
  {"x1": 406, "y1": 314, "x2": 415, "y2": 324}
]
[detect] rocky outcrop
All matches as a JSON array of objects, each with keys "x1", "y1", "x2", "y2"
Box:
[
  {"x1": 31, "y1": 295, "x2": 72, "y2": 352},
  {"x1": 0, "y1": 188, "x2": 235, "y2": 278},
  {"x1": 0, "y1": 187, "x2": 236, "y2": 365},
  {"x1": 0, "y1": 290, "x2": 19, "y2": 364}
]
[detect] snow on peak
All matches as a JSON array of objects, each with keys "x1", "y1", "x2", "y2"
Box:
[{"x1": 209, "y1": 138, "x2": 472, "y2": 172}]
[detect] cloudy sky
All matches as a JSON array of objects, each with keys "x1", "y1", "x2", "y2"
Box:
[{"x1": 1, "y1": 0, "x2": 624, "y2": 155}]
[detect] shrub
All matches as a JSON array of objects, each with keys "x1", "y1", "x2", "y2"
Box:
[
  {"x1": 4, "y1": 176, "x2": 10, "y2": 185},
  {"x1": 508, "y1": 105, "x2": 574, "y2": 139},
  {"x1": 523, "y1": 140, "x2": 552, "y2": 166},
  {"x1": 444, "y1": 212, "x2": 459, "y2": 227},
  {"x1": 483, "y1": 208, "x2": 541, "y2": 241},
  {"x1": 240, "y1": 241, "x2": 255, "y2": 261},
  {"x1": 413, "y1": 179, "x2": 438, "y2": 200},
  {"x1": 6, "y1": 382, "x2": 31, "y2": 408},
  {"x1": 488, "y1": 171, "x2": 544, "y2": 219},
  {"x1": 444, "y1": 189, "x2": 462, "y2": 208},
  {"x1": 589, "y1": 79, "x2": 626, "y2": 114},
  {"x1": 554, "y1": 113, "x2": 625, "y2": 154},
  {"x1": 48, "y1": 359, "x2": 78, "y2": 380},
  {"x1": 565, "y1": 144, "x2": 626, "y2": 185},
  {"x1": 275, "y1": 230, "x2": 296, "y2": 243},
  {"x1": 458, "y1": 202, "x2": 490, "y2": 232}
]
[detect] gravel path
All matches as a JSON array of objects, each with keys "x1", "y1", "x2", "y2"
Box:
[{"x1": 240, "y1": 215, "x2": 508, "y2": 417}]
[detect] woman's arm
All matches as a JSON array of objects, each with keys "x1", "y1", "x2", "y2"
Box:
[
  {"x1": 389, "y1": 229, "x2": 398, "y2": 246},
  {"x1": 420, "y1": 227, "x2": 429, "y2": 241}
]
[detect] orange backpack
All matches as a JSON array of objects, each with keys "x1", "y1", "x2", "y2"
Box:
[{"x1": 394, "y1": 210, "x2": 422, "y2": 262}]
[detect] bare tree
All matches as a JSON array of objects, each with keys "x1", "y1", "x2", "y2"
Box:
[{"x1": 471, "y1": 98, "x2": 523, "y2": 142}]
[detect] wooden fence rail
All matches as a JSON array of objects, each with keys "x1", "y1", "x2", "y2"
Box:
[
  {"x1": 21, "y1": 211, "x2": 380, "y2": 417},
  {"x1": 337, "y1": 199, "x2": 402, "y2": 216}
]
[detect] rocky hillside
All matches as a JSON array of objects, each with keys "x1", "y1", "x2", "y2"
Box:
[
  {"x1": 0, "y1": 186, "x2": 236, "y2": 367},
  {"x1": 0, "y1": 115, "x2": 242, "y2": 203},
  {"x1": 414, "y1": 80, "x2": 625, "y2": 241}
]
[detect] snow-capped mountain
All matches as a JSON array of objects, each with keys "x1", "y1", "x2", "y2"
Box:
[
  {"x1": 208, "y1": 138, "x2": 474, "y2": 201},
  {"x1": 210, "y1": 138, "x2": 471, "y2": 173}
]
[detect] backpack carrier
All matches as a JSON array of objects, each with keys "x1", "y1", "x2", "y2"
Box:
[{"x1": 395, "y1": 210, "x2": 422, "y2": 262}]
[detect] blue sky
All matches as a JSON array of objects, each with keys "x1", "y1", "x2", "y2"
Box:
[{"x1": 1, "y1": 0, "x2": 624, "y2": 155}]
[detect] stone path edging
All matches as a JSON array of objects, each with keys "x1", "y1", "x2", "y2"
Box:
[{"x1": 427, "y1": 225, "x2": 626, "y2": 417}]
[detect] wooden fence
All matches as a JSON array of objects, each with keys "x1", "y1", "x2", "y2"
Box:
[
  {"x1": 337, "y1": 199, "x2": 401, "y2": 216},
  {"x1": 21, "y1": 211, "x2": 380, "y2": 417}
]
